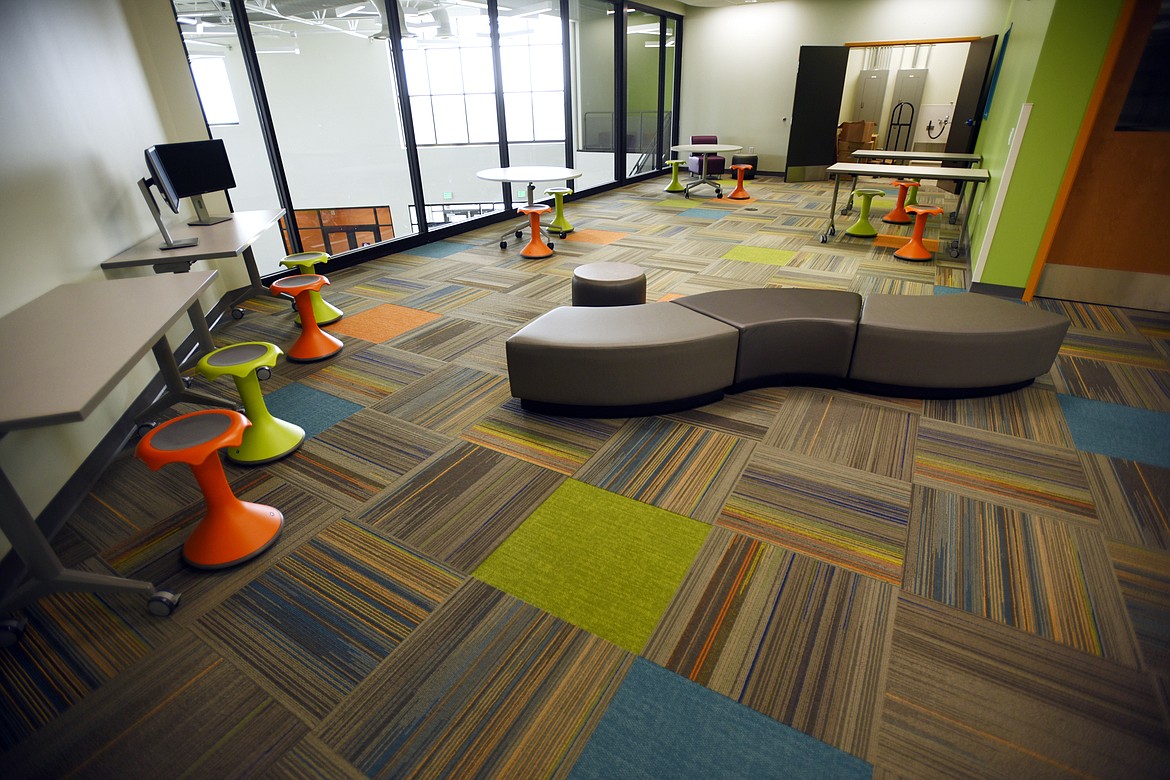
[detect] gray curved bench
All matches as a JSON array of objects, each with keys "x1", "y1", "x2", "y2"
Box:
[
  {"x1": 504, "y1": 290, "x2": 1070, "y2": 416},
  {"x1": 505, "y1": 302, "x2": 739, "y2": 415}
]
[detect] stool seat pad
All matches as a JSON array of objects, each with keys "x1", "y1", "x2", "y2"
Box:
[
  {"x1": 574, "y1": 262, "x2": 644, "y2": 283},
  {"x1": 519, "y1": 204, "x2": 552, "y2": 214},
  {"x1": 137, "y1": 410, "x2": 249, "y2": 468},
  {"x1": 201, "y1": 342, "x2": 280, "y2": 376},
  {"x1": 280, "y1": 252, "x2": 328, "y2": 269},
  {"x1": 271, "y1": 274, "x2": 328, "y2": 294}
]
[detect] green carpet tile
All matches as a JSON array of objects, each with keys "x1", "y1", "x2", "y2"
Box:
[
  {"x1": 474, "y1": 479, "x2": 710, "y2": 653},
  {"x1": 8, "y1": 174, "x2": 1170, "y2": 777}
]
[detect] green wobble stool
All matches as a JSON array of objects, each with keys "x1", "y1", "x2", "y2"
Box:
[
  {"x1": 844, "y1": 188, "x2": 886, "y2": 238},
  {"x1": 196, "y1": 341, "x2": 305, "y2": 465},
  {"x1": 279, "y1": 251, "x2": 343, "y2": 327},
  {"x1": 545, "y1": 187, "x2": 575, "y2": 237},
  {"x1": 903, "y1": 177, "x2": 922, "y2": 207},
  {"x1": 664, "y1": 159, "x2": 686, "y2": 192}
]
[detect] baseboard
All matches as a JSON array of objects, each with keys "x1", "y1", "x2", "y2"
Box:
[
  {"x1": 969, "y1": 282, "x2": 1025, "y2": 299},
  {"x1": 1034, "y1": 264, "x2": 1170, "y2": 311}
]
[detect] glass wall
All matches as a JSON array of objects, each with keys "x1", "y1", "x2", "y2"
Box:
[{"x1": 174, "y1": 0, "x2": 680, "y2": 260}]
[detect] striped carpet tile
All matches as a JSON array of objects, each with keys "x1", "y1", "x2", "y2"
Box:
[
  {"x1": 4, "y1": 639, "x2": 307, "y2": 778},
  {"x1": 504, "y1": 273, "x2": 575, "y2": 304},
  {"x1": 785, "y1": 251, "x2": 861, "y2": 273},
  {"x1": 316, "y1": 579, "x2": 632, "y2": 779},
  {"x1": 913, "y1": 418, "x2": 1097, "y2": 522},
  {"x1": 767, "y1": 267, "x2": 856, "y2": 291},
  {"x1": 463, "y1": 398, "x2": 624, "y2": 476},
  {"x1": 905, "y1": 485, "x2": 1139, "y2": 664},
  {"x1": 356, "y1": 440, "x2": 564, "y2": 572},
  {"x1": 575, "y1": 417, "x2": 756, "y2": 524},
  {"x1": 1033, "y1": 297, "x2": 1143, "y2": 333},
  {"x1": 875, "y1": 592, "x2": 1170, "y2": 778},
  {"x1": 717, "y1": 446, "x2": 912, "y2": 585},
  {"x1": 0, "y1": 586, "x2": 156, "y2": 749},
  {"x1": 339, "y1": 275, "x2": 433, "y2": 303},
  {"x1": 923, "y1": 385, "x2": 1076, "y2": 448},
  {"x1": 664, "y1": 387, "x2": 790, "y2": 441},
  {"x1": 1051, "y1": 353, "x2": 1170, "y2": 412},
  {"x1": 1058, "y1": 329, "x2": 1170, "y2": 368},
  {"x1": 266, "y1": 409, "x2": 449, "y2": 510},
  {"x1": 383, "y1": 315, "x2": 508, "y2": 361},
  {"x1": 451, "y1": 265, "x2": 535, "y2": 292},
  {"x1": 702, "y1": 258, "x2": 782, "y2": 283},
  {"x1": 298, "y1": 343, "x2": 445, "y2": 404},
  {"x1": 435, "y1": 291, "x2": 555, "y2": 328},
  {"x1": 1108, "y1": 540, "x2": 1170, "y2": 675},
  {"x1": 193, "y1": 519, "x2": 463, "y2": 723},
  {"x1": 372, "y1": 364, "x2": 511, "y2": 435},
  {"x1": 763, "y1": 388, "x2": 918, "y2": 481},
  {"x1": 1123, "y1": 309, "x2": 1170, "y2": 340},
  {"x1": 393, "y1": 281, "x2": 494, "y2": 313},
  {"x1": 644, "y1": 527, "x2": 895, "y2": 758},
  {"x1": 267, "y1": 734, "x2": 368, "y2": 779},
  {"x1": 1080, "y1": 451, "x2": 1170, "y2": 549}
]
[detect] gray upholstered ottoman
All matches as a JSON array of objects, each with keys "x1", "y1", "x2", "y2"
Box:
[
  {"x1": 847, "y1": 292, "x2": 1070, "y2": 395},
  {"x1": 674, "y1": 288, "x2": 862, "y2": 390},
  {"x1": 506, "y1": 302, "x2": 738, "y2": 415},
  {"x1": 572, "y1": 262, "x2": 647, "y2": 307}
]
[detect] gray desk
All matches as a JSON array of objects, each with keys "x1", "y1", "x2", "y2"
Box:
[
  {"x1": 851, "y1": 150, "x2": 982, "y2": 166},
  {"x1": 0, "y1": 271, "x2": 221, "y2": 635},
  {"x1": 103, "y1": 209, "x2": 284, "y2": 346},
  {"x1": 823, "y1": 162, "x2": 991, "y2": 258}
]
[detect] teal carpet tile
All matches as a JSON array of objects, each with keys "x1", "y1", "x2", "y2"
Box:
[{"x1": 1058, "y1": 394, "x2": 1170, "y2": 469}]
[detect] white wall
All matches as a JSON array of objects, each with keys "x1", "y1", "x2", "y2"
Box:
[
  {"x1": 677, "y1": 0, "x2": 1009, "y2": 172},
  {"x1": 0, "y1": 0, "x2": 224, "y2": 556}
]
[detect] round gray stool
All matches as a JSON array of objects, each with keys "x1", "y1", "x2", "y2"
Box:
[{"x1": 571, "y1": 262, "x2": 647, "y2": 307}]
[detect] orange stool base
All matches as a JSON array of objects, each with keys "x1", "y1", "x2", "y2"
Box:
[
  {"x1": 519, "y1": 204, "x2": 554, "y2": 259},
  {"x1": 183, "y1": 500, "x2": 283, "y2": 569},
  {"x1": 270, "y1": 274, "x2": 344, "y2": 362},
  {"x1": 728, "y1": 164, "x2": 752, "y2": 200},
  {"x1": 893, "y1": 204, "x2": 944, "y2": 262},
  {"x1": 285, "y1": 328, "x2": 344, "y2": 362}
]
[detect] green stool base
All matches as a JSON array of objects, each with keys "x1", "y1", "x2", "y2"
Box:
[
  {"x1": 904, "y1": 178, "x2": 921, "y2": 207},
  {"x1": 844, "y1": 188, "x2": 885, "y2": 238},
  {"x1": 664, "y1": 160, "x2": 686, "y2": 192},
  {"x1": 227, "y1": 416, "x2": 306, "y2": 465},
  {"x1": 545, "y1": 187, "x2": 574, "y2": 235}
]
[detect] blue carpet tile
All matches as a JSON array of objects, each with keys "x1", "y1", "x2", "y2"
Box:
[
  {"x1": 1058, "y1": 394, "x2": 1170, "y2": 469},
  {"x1": 569, "y1": 658, "x2": 872, "y2": 779},
  {"x1": 678, "y1": 208, "x2": 728, "y2": 219},
  {"x1": 264, "y1": 382, "x2": 363, "y2": 439},
  {"x1": 400, "y1": 240, "x2": 472, "y2": 258}
]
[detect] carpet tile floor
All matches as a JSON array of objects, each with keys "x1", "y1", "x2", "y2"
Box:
[{"x1": 4, "y1": 174, "x2": 1170, "y2": 777}]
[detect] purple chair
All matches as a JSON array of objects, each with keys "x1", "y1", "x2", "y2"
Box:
[{"x1": 687, "y1": 135, "x2": 726, "y2": 178}]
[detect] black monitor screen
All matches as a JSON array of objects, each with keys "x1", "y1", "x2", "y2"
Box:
[{"x1": 145, "y1": 139, "x2": 236, "y2": 213}]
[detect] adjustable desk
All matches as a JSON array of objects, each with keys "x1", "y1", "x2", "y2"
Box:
[
  {"x1": 822, "y1": 162, "x2": 991, "y2": 258},
  {"x1": 102, "y1": 209, "x2": 284, "y2": 349},
  {"x1": 851, "y1": 150, "x2": 982, "y2": 167},
  {"x1": 0, "y1": 271, "x2": 222, "y2": 638}
]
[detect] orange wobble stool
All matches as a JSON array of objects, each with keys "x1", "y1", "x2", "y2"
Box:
[
  {"x1": 269, "y1": 273, "x2": 344, "y2": 361},
  {"x1": 136, "y1": 409, "x2": 283, "y2": 569},
  {"x1": 882, "y1": 180, "x2": 919, "y2": 225},
  {"x1": 894, "y1": 204, "x2": 945, "y2": 261},
  {"x1": 728, "y1": 164, "x2": 753, "y2": 200},
  {"x1": 518, "y1": 204, "x2": 554, "y2": 258}
]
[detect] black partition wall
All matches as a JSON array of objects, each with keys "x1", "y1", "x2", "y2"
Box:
[{"x1": 175, "y1": 0, "x2": 682, "y2": 269}]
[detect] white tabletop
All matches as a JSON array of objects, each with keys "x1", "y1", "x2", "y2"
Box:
[
  {"x1": 0, "y1": 271, "x2": 218, "y2": 430},
  {"x1": 102, "y1": 209, "x2": 284, "y2": 269},
  {"x1": 851, "y1": 150, "x2": 982, "y2": 165},
  {"x1": 671, "y1": 144, "x2": 743, "y2": 155},
  {"x1": 476, "y1": 166, "x2": 582, "y2": 184},
  {"x1": 828, "y1": 161, "x2": 990, "y2": 183}
]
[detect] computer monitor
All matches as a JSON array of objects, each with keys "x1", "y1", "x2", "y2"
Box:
[{"x1": 144, "y1": 139, "x2": 236, "y2": 226}]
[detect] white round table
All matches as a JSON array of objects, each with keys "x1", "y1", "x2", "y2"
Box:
[
  {"x1": 476, "y1": 166, "x2": 583, "y2": 206},
  {"x1": 669, "y1": 144, "x2": 742, "y2": 198}
]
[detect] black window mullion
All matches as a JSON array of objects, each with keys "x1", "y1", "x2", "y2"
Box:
[
  {"x1": 614, "y1": 1, "x2": 626, "y2": 183},
  {"x1": 561, "y1": 0, "x2": 574, "y2": 169},
  {"x1": 381, "y1": 0, "x2": 430, "y2": 236},
  {"x1": 487, "y1": 0, "x2": 512, "y2": 209}
]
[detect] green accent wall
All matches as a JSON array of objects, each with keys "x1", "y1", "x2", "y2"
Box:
[{"x1": 970, "y1": 0, "x2": 1126, "y2": 289}]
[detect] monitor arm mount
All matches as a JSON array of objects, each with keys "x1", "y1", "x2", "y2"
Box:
[{"x1": 139, "y1": 177, "x2": 198, "y2": 250}]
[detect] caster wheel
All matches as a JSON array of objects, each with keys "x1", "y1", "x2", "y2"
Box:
[
  {"x1": 559, "y1": 232, "x2": 567, "y2": 239},
  {"x1": 500, "y1": 241, "x2": 508, "y2": 249},
  {"x1": 819, "y1": 234, "x2": 828, "y2": 244},
  {"x1": 136, "y1": 421, "x2": 158, "y2": 438},
  {"x1": 0, "y1": 618, "x2": 27, "y2": 648},
  {"x1": 231, "y1": 308, "x2": 245, "y2": 320},
  {"x1": 684, "y1": 191, "x2": 691, "y2": 199},
  {"x1": 182, "y1": 376, "x2": 194, "y2": 389},
  {"x1": 949, "y1": 212, "x2": 958, "y2": 225},
  {"x1": 548, "y1": 242, "x2": 554, "y2": 250},
  {"x1": 840, "y1": 207, "x2": 852, "y2": 216},
  {"x1": 829, "y1": 226, "x2": 837, "y2": 237},
  {"x1": 949, "y1": 243, "x2": 962, "y2": 259},
  {"x1": 256, "y1": 366, "x2": 272, "y2": 381},
  {"x1": 291, "y1": 301, "x2": 298, "y2": 313},
  {"x1": 716, "y1": 189, "x2": 723, "y2": 198},
  {"x1": 515, "y1": 230, "x2": 523, "y2": 239},
  {"x1": 147, "y1": 591, "x2": 180, "y2": 617}
]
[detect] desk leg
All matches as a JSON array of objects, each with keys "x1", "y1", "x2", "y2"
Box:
[
  {"x1": 186, "y1": 299, "x2": 215, "y2": 353},
  {"x1": 821, "y1": 175, "x2": 841, "y2": 243},
  {"x1": 0, "y1": 468, "x2": 158, "y2": 619},
  {"x1": 136, "y1": 336, "x2": 234, "y2": 424},
  {"x1": 951, "y1": 181, "x2": 979, "y2": 258},
  {"x1": 224, "y1": 245, "x2": 269, "y2": 317}
]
